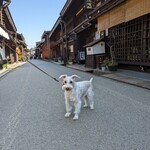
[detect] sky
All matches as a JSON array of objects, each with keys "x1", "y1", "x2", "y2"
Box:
[{"x1": 9, "y1": 0, "x2": 67, "y2": 49}]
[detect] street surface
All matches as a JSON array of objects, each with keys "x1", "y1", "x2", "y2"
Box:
[{"x1": 0, "y1": 59, "x2": 150, "y2": 150}]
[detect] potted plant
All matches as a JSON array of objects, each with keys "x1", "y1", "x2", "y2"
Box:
[
  {"x1": 101, "y1": 63, "x2": 107, "y2": 71},
  {"x1": 2, "y1": 59, "x2": 8, "y2": 69},
  {"x1": 68, "y1": 57, "x2": 73, "y2": 65},
  {"x1": 100, "y1": 58, "x2": 108, "y2": 71},
  {"x1": 107, "y1": 60, "x2": 118, "y2": 71}
]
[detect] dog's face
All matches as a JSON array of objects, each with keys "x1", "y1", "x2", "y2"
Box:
[{"x1": 59, "y1": 75, "x2": 80, "y2": 91}]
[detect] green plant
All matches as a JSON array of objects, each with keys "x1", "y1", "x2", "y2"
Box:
[
  {"x1": 2, "y1": 63, "x2": 8, "y2": 68},
  {"x1": 101, "y1": 63, "x2": 107, "y2": 67},
  {"x1": 68, "y1": 57, "x2": 73, "y2": 64},
  {"x1": 108, "y1": 60, "x2": 118, "y2": 66},
  {"x1": 2, "y1": 59, "x2": 8, "y2": 68},
  {"x1": 102, "y1": 58, "x2": 109, "y2": 66},
  {"x1": 107, "y1": 60, "x2": 118, "y2": 71}
]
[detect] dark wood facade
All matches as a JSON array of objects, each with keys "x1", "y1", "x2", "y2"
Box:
[
  {"x1": 0, "y1": 7, "x2": 17, "y2": 63},
  {"x1": 16, "y1": 33, "x2": 27, "y2": 61},
  {"x1": 97, "y1": 0, "x2": 150, "y2": 71},
  {"x1": 46, "y1": 0, "x2": 150, "y2": 71},
  {"x1": 40, "y1": 31, "x2": 51, "y2": 59},
  {"x1": 109, "y1": 13, "x2": 150, "y2": 67},
  {"x1": 0, "y1": 4, "x2": 27, "y2": 65}
]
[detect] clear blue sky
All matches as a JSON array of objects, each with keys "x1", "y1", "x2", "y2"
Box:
[{"x1": 9, "y1": 0, "x2": 67, "y2": 49}]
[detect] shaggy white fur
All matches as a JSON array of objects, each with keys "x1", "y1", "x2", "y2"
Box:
[{"x1": 59, "y1": 74, "x2": 94, "y2": 120}]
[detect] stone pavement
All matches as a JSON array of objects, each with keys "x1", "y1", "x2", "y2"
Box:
[
  {"x1": 66, "y1": 64, "x2": 150, "y2": 90},
  {"x1": 0, "y1": 61, "x2": 26, "y2": 78}
]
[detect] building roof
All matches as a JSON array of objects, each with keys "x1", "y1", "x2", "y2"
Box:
[
  {"x1": 83, "y1": 38, "x2": 106, "y2": 47},
  {"x1": 60, "y1": 0, "x2": 73, "y2": 17},
  {"x1": 41, "y1": 30, "x2": 51, "y2": 39},
  {"x1": 4, "y1": 7, "x2": 17, "y2": 32}
]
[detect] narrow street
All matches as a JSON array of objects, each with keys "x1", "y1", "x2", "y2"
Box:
[{"x1": 0, "y1": 59, "x2": 150, "y2": 150}]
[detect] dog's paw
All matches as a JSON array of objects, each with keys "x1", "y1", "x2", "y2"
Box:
[
  {"x1": 73, "y1": 114, "x2": 79, "y2": 120},
  {"x1": 83, "y1": 104, "x2": 88, "y2": 108},
  {"x1": 65, "y1": 112, "x2": 71, "y2": 117},
  {"x1": 90, "y1": 105, "x2": 94, "y2": 110}
]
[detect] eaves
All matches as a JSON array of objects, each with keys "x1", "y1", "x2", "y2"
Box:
[
  {"x1": 4, "y1": 7, "x2": 17, "y2": 32},
  {"x1": 49, "y1": 17, "x2": 60, "y2": 38},
  {"x1": 41, "y1": 30, "x2": 51, "y2": 39},
  {"x1": 60, "y1": 0, "x2": 73, "y2": 17},
  {"x1": 88, "y1": 0, "x2": 126, "y2": 21},
  {"x1": 68, "y1": 0, "x2": 126, "y2": 34}
]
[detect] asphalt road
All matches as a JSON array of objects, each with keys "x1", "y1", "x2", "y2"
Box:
[{"x1": 0, "y1": 59, "x2": 150, "y2": 150}]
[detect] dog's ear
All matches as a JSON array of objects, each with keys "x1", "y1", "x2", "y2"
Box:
[
  {"x1": 59, "y1": 74, "x2": 67, "y2": 80},
  {"x1": 71, "y1": 75, "x2": 80, "y2": 80}
]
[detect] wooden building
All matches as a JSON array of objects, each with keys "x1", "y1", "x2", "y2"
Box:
[
  {"x1": 0, "y1": 1, "x2": 27, "y2": 66},
  {"x1": 47, "y1": 0, "x2": 150, "y2": 71},
  {"x1": 41, "y1": 31, "x2": 51, "y2": 59},
  {"x1": 49, "y1": 0, "x2": 127, "y2": 67},
  {"x1": 49, "y1": 18, "x2": 65, "y2": 63},
  {"x1": 97, "y1": 0, "x2": 150, "y2": 71},
  {"x1": 0, "y1": 6, "x2": 17, "y2": 64},
  {"x1": 39, "y1": 30, "x2": 56, "y2": 60},
  {"x1": 16, "y1": 33, "x2": 27, "y2": 61}
]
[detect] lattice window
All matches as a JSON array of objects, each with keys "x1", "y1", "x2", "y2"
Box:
[{"x1": 109, "y1": 13, "x2": 150, "y2": 66}]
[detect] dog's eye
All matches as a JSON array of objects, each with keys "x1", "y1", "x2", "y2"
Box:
[
  {"x1": 64, "y1": 81, "x2": 67, "y2": 84},
  {"x1": 70, "y1": 81, "x2": 73, "y2": 84}
]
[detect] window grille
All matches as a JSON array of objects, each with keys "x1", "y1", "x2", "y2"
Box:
[{"x1": 109, "y1": 14, "x2": 150, "y2": 66}]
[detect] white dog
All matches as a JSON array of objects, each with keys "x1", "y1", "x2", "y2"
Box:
[{"x1": 59, "y1": 74, "x2": 94, "y2": 120}]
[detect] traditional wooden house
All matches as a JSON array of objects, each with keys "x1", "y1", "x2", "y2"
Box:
[
  {"x1": 0, "y1": 24, "x2": 9, "y2": 58},
  {"x1": 49, "y1": 18, "x2": 65, "y2": 63},
  {"x1": 40, "y1": 31, "x2": 51, "y2": 60},
  {"x1": 50, "y1": 0, "x2": 114, "y2": 67},
  {"x1": 0, "y1": 6, "x2": 17, "y2": 64},
  {"x1": 35, "y1": 41, "x2": 43, "y2": 59},
  {"x1": 16, "y1": 33, "x2": 27, "y2": 61},
  {"x1": 96, "y1": 0, "x2": 150, "y2": 71},
  {"x1": 84, "y1": 0, "x2": 150, "y2": 70},
  {"x1": 38, "y1": 30, "x2": 58, "y2": 60},
  {"x1": 49, "y1": 0, "x2": 150, "y2": 71}
]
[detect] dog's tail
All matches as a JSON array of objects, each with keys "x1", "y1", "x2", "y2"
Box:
[{"x1": 90, "y1": 78, "x2": 93, "y2": 82}]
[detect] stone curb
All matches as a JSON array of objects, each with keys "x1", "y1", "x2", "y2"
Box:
[{"x1": 0, "y1": 62, "x2": 26, "y2": 78}]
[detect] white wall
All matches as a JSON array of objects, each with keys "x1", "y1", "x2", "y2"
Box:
[
  {"x1": 86, "y1": 41, "x2": 105, "y2": 55},
  {"x1": 0, "y1": 47, "x2": 6, "y2": 59}
]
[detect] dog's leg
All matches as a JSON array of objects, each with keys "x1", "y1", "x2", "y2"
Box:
[
  {"x1": 83, "y1": 96, "x2": 88, "y2": 108},
  {"x1": 87, "y1": 90, "x2": 94, "y2": 110},
  {"x1": 65, "y1": 100, "x2": 72, "y2": 117},
  {"x1": 73, "y1": 100, "x2": 81, "y2": 120}
]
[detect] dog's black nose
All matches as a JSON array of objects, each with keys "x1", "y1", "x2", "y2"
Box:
[{"x1": 66, "y1": 88, "x2": 70, "y2": 91}]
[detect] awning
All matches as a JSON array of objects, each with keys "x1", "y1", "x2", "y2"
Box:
[
  {"x1": 0, "y1": 27, "x2": 9, "y2": 40},
  {"x1": 83, "y1": 38, "x2": 105, "y2": 47}
]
